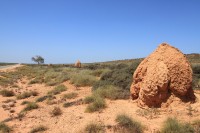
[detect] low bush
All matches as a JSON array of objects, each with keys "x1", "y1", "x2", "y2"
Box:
[
  {"x1": 63, "y1": 92, "x2": 78, "y2": 99},
  {"x1": 21, "y1": 101, "x2": 31, "y2": 105},
  {"x1": 85, "y1": 96, "x2": 106, "y2": 113},
  {"x1": 29, "y1": 76, "x2": 43, "y2": 84},
  {"x1": 0, "y1": 89, "x2": 15, "y2": 97},
  {"x1": 115, "y1": 114, "x2": 143, "y2": 133},
  {"x1": 36, "y1": 95, "x2": 49, "y2": 102},
  {"x1": 84, "y1": 96, "x2": 95, "y2": 104},
  {"x1": 91, "y1": 69, "x2": 110, "y2": 77},
  {"x1": 0, "y1": 122, "x2": 11, "y2": 133},
  {"x1": 30, "y1": 125, "x2": 48, "y2": 133},
  {"x1": 94, "y1": 85, "x2": 129, "y2": 100},
  {"x1": 22, "y1": 102, "x2": 39, "y2": 112},
  {"x1": 84, "y1": 122, "x2": 105, "y2": 133},
  {"x1": 16, "y1": 91, "x2": 38, "y2": 99},
  {"x1": 192, "y1": 119, "x2": 200, "y2": 133},
  {"x1": 192, "y1": 64, "x2": 200, "y2": 74},
  {"x1": 50, "y1": 107, "x2": 62, "y2": 117},
  {"x1": 47, "y1": 85, "x2": 67, "y2": 95},
  {"x1": 161, "y1": 118, "x2": 194, "y2": 133},
  {"x1": 70, "y1": 74, "x2": 97, "y2": 87},
  {"x1": 63, "y1": 102, "x2": 74, "y2": 108}
]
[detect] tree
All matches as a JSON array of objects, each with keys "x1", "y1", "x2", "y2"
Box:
[{"x1": 32, "y1": 56, "x2": 44, "y2": 65}]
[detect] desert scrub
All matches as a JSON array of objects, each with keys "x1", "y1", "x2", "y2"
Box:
[
  {"x1": 161, "y1": 118, "x2": 194, "y2": 133},
  {"x1": 85, "y1": 96, "x2": 106, "y2": 113},
  {"x1": 30, "y1": 125, "x2": 48, "y2": 133},
  {"x1": 98, "y1": 63, "x2": 138, "y2": 90},
  {"x1": 0, "y1": 76, "x2": 14, "y2": 87},
  {"x1": 21, "y1": 101, "x2": 31, "y2": 105},
  {"x1": 35, "y1": 95, "x2": 49, "y2": 102},
  {"x1": 84, "y1": 122, "x2": 105, "y2": 133},
  {"x1": 91, "y1": 69, "x2": 110, "y2": 77},
  {"x1": 192, "y1": 119, "x2": 200, "y2": 133},
  {"x1": 0, "y1": 89, "x2": 15, "y2": 97},
  {"x1": 70, "y1": 73, "x2": 97, "y2": 87},
  {"x1": 63, "y1": 92, "x2": 78, "y2": 99},
  {"x1": 94, "y1": 85, "x2": 129, "y2": 100},
  {"x1": 50, "y1": 107, "x2": 62, "y2": 117},
  {"x1": 84, "y1": 96, "x2": 95, "y2": 104},
  {"x1": 16, "y1": 91, "x2": 38, "y2": 99},
  {"x1": 115, "y1": 114, "x2": 143, "y2": 133},
  {"x1": 44, "y1": 70, "x2": 69, "y2": 86},
  {"x1": 29, "y1": 76, "x2": 43, "y2": 84},
  {"x1": 47, "y1": 85, "x2": 67, "y2": 95},
  {"x1": 22, "y1": 102, "x2": 39, "y2": 112},
  {"x1": 0, "y1": 122, "x2": 11, "y2": 133}
]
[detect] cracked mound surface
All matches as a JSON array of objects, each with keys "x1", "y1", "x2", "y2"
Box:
[{"x1": 130, "y1": 43, "x2": 195, "y2": 107}]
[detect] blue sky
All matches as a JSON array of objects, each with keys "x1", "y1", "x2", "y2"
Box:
[{"x1": 0, "y1": 0, "x2": 200, "y2": 64}]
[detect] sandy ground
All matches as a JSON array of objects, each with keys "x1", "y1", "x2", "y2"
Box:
[
  {"x1": 0, "y1": 76, "x2": 200, "y2": 133},
  {"x1": 0, "y1": 65, "x2": 200, "y2": 132},
  {"x1": 0, "y1": 64, "x2": 22, "y2": 72}
]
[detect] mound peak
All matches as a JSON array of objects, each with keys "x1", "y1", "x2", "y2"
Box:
[{"x1": 130, "y1": 43, "x2": 195, "y2": 107}]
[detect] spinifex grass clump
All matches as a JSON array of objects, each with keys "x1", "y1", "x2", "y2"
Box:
[
  {"x1": 161, "y1": 118, "x2": 194, "y2": 133},
  {"x1": 94, "y1": 85, "x2": 129, "y2": 100},
  {"x1": 84, "y1": 96, "x2": 95, "y2": 104},
  {"x1": 36, "y1": 95, "x2": 49, "y2": 102},
  {"x1": 85, "y1": 96, "x2": 106, "y2": 113},
  {"x1": 0, "y1": 89, "x2": 15, "y2": 97},
  {"x1": 115, "y1": 114, "x2": 143, "y2": 133},
  {"x1": 22, "y1": 102, "x2": 39, "y2": 112},
  {"x1": 84, "y1": 122, "x2": 105, "y2": 133},
  {"x1": 0, "y1": 122, "x2": 11, "y2": 133},
  {"x1": 16, "y1": 91, "x2": 38, "y2": 99},
  {"x1": 30, "y1": 125, "x2": 48, "y2": 133},
  {"x1": 63, "y1": 92, "x2": 78, "y2": 99},
  {"x1": 192, "y1": 119, "x2": 200, "y2": 133},
  {"x1": 47, "y1": 85, "x2": 67, "y2": 95}
]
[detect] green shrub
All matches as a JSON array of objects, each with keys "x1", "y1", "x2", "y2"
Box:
[
  {"x1": 22, "y1": 102, "x2": 39, "y2": 112},
  {"x1": 47, "y1": 85, "x2": 67, "y2": 95},
  {"x1": 85, "y1": 96, "x2": 106, "y2": 113},
  {"x1": 0, "y1": 77, "x2": 13, "y2": 87},
  {"x1": 63, "y1": 92, "x2": 78, "y2": 99},
  {"x1": 29, "y1": 77, "x2": 43, "y2": 84},
  {"x1": 70, "y1": 73, "x2": 97, "y2": 87},
  {"x1": 21, "y1": 101, "x2": 31, "y2": 105},
  {"x1": 161, "y1": 118, "x2": 194, "y2": 133},
  {"x1": 192, "y1": 64, "x2": 200, "y2": 74},
  {"x1": 0, "y1": 122, "x2": 11, "y2": 133},
  {"x1": 96, "y1": 62, "x2": 139, "y2": 91},
  {"x1": 0, "y1": 89, "x2": 15, "y2": 97},
  {"x1": 91, "y1": 69, "x2": 110, "y2": 77},
  {"x1": 63, "y1": 102, "x2": 74, "y2": 108},
  {"x1": 85, "y1": 122, "x2": 105, "y2": 133},
  {"x1": 94, "y1": 85, "x2": 129, "y2": 100},
  {"x1": 36, "y1": 95, "x2": 49, "y2": 102},
  {"x1": 30, "y1": 125, "x2": 48, "y2": 133},
  {"x1": 192, "y1": 120, "x2": 200, "y2": 133},
  {"x1": 44, "y1": 71, "x2": 69, "y2": 86},
  {"x1": 84, "y1": 96, "x2": 95, "y2": 104},
  {"x1": 115, "y1": 114, "x2": 143, "y2": 133},
  {"x1": 92, "y1": 80, "x2": 112, "y2": 91},
  {"x1": 16, "y1": 91, "x2": 38, "y2": 99},
  {"x1": 100, "y1": 68, "x2": 132, "y2": 90},
  {"x1": 63, "y1": 99, "x2": 83, "y2": 108},
  {"x1": 50, "y1": 107, "x2": 62, "y2": 117}
]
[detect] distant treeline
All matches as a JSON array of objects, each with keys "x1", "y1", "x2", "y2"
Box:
[{"x1": 0, "y1": 63, "x2": 17, "y2": 66}]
